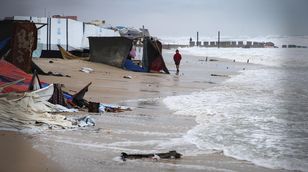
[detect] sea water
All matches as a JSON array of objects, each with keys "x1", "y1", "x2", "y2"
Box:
[{"x1": 163, "y1": 36, "x2": 308, "y2": 171}]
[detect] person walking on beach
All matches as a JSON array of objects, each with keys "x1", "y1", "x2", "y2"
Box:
[{"x1": 173, "y1": 49, "x2": 182, "y2": 72}]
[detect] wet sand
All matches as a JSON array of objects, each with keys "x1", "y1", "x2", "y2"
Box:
[
  {"x1": 0, "y1": 50, "x2": 290, "y2": 172},
  {"x1": 0, "y1": 131, "x2": 65, "y2": 172}
]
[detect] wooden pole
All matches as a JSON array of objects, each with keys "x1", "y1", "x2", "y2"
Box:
[
  {"x1": 197, "y1": 31, "x2": 199, "y2": 47},
  {"x1": 46, "y1": 17, "x2": 49, "y2": 50},
  {"x1": 66, "y1": 18, "x2": 68, "y2": 51},
  {"x1": 49, "y1": 17, "x2": 51, "y2": 50},
  {"x1": 218, "y1": 31, "x2": 220, "y2": 48}
]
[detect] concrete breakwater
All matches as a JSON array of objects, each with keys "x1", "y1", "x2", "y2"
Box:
[
  {"x1": 189, "y1": 40, "x2": 276, "y2": 48},
  {"x1": 162, "y1": 40, "x2": 277, "y2": 49}
]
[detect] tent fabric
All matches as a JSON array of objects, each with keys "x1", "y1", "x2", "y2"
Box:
[
  {"x1": 48, "y1": 83, "x2": 67, "y2": 107},
  {"x1": 8, "y1": 21, "x2": 37, "y2": 73},
  {"x1": 0, "y1": 92, "x2": 75, "y2": 130},
  {"x1": 0, "y1": 60, "x2": 46, "y2": 93},
  {"x1": 89, "y1": 37, "x2": 132, "y2": 68},
  {"x1": 88, "y1": 36, "x2": 169, "y2": 74},
  {"x1": 123, "y1": 59, "x2": 146, "y2": 72},
  {"x1": 72, "y1": 82, "x2": 92, "y2": 107},
  {"x1": 57, "y1": 44, "x2": 81, "y2": 59},
  {"x1": 28, "y1": 70, "x2": 42, "y2": 91},
  {"x1": 143, "y1": 38, "x2": 169, "y2": 74},
  {"x1": 150, "y1": 57, "x2": 165, "y2": 72}
]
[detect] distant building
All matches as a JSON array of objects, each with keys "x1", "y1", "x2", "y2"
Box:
[{"x1": 7, "y1": 15, "x2": 119, "y2": 50}]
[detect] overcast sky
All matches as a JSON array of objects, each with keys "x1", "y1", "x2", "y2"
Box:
[{"x1": 1, "y1": 0, "x2": 307, "y2": 37}]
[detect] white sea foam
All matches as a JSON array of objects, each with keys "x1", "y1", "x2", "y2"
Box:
[
  {"x1": 163, "y1": 36, "x2": 308, "y2": 172},
  {"x1": 162, "y1": 35, "x2": 308, "y2": 68},
  {"x1": 161, "y1": 35, "x2": 308, "y2": 47}
]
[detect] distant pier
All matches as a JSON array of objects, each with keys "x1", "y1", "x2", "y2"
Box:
[
  {"x1": 162, "y1": 40, "x2": 308, "y2": 49},
  {"x1": 162, "y1": 40, "x2": 277, "y2": 49},
  {"x1": 282, "y1": 44, "x2": 307, "y2": 48},
  {"x1": 189, "y1": 40, "x2": 277, "y2": 48}
]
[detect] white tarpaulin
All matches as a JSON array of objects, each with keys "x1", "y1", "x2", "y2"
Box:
[{"x1": 0, "y1": 92, "x2": 75, "y2": 130}]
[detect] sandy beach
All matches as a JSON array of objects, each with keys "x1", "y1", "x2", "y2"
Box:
[
  {"x1": 0, "y1": 131, "x2": 65, "y2": 172},
  {"x1": 0, "y1": 50, "x2": 292, "y2": 172}
]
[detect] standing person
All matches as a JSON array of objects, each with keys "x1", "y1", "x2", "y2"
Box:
[{"x1": 173, "y1": 49, "x2": 182, "y2": 72}]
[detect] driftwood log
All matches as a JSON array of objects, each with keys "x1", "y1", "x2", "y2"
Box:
[{"x1": 121, "y1": 150, "x2": 182, "y2": 161}]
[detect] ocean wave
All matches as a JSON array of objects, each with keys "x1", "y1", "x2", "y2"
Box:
[{"x1": 163, "y1": 65, "x2": 308, "y2": 172}]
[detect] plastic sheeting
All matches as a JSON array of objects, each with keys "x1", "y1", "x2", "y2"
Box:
[
  {"x1": 0, "y1": 59, "x2": 46, "y2": 93},
  {"x1": 0, "y1": 92, "x2": 76, "y2": 130},
  {"x1": 123, "y1": 59, "x2": 146, "y2": 72}
]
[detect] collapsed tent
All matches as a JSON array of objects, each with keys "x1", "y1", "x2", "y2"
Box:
[
  {"x1": 0, "y1": 92, "x2": 75, "y2": 130},
  {"x1": 88, "y1": 37, "x2": 169, "y2": 74},
  {"x1": 0, "y1": 60, "x2": 47, "y2": 93}
]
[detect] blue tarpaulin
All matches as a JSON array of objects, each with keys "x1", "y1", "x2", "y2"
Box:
[{"x1": 123, "y1": 59, "x2": 146, "y2": 72}]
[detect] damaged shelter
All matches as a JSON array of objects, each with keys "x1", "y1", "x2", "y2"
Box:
[
  {"x1": 0, "y1": 19, "x2": 133, "y2": 131},
  {"x1": 88, "y1": 36, "x2": 169, "y2": 74},
  {"x1": 0, "y1": 20, "x2": 38, "y2": 73}
]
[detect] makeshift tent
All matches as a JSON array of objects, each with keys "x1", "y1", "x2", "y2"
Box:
[
  {"x1": 89, "y1": 37, "x2": 132, "y2": 68},
  {"x1": 0, "y1": 20, "x2": 38, "y2": 73},
  {"x1": 123, "y1": 59, "x2": 146, "y2": 72},
  {"x1": 48, "y1": 83, "x2": 67, "y2": 107},
  {"x1": 142, "y1": 38, "x2": 169, "y2": 73},
  {"x1": 0, "y1": 60, "x2": 46, "y2": 93},
  {"x1": 88, "y1": 36, "x2": 169, "y2": 73},
  {"x1": 0, "y1": 92, "x2": 75, "y2": 130}
]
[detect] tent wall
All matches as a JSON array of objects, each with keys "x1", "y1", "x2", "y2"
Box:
[
  {"x1": 0, "y1": 21, "x2": 37, "y2": 73},
  {"x1": 89, "y1": 37, "x2": 132, "y2": 68},
  {"x1": 142, "y1": 38, "x2": 169, "y2": 74},
  {"x1": 9, "y1": 22, "x2": 37, "y2": 73}
]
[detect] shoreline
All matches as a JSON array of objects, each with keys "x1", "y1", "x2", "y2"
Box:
[
  {"x1": 0, "y1": 131, "x2": 65, "y2": 172},
  {"x1": 0, "y1": 51, "x2": 292, "y2": 172}
]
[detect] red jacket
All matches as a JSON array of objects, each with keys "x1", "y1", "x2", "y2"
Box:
[{"x1": 173, "y1": 53, "x2": 182, "y2": 63}]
